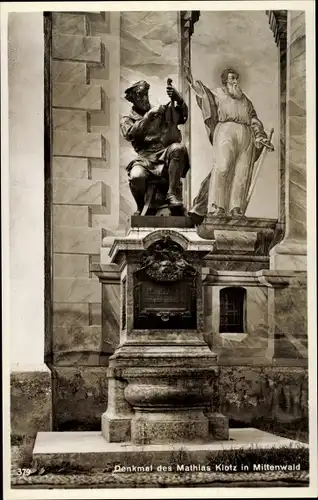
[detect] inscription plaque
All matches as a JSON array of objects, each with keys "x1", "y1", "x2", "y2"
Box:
[
  {"x1": 133, "y1": 236, "x2": 198, "y2": 329},
  {"x1": 134, "y1": 278, "x2": 196, "y2": 330}
]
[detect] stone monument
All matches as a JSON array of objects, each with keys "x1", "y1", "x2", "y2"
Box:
[
  {"x1": 31, "y1": 56, "x2": 307, "y2": 470},
  {"x1": 100, "y1": 227, "x2": 228, "y2": 445},
  {"x1": 32, "y1": 214, "x2": 305, "y2": 471}
]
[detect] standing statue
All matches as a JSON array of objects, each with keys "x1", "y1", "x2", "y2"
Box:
[
  {"x1": 120, "y1": 79, "x2": 190, "y2": 215},
  {"x1": 185, "y1": 66, "x2": 274, "y2": 221}
]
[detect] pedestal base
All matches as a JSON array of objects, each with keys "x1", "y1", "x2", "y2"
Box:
[
  {"x1": 131, "y1": 409, "x2": 210, "y2": 445},
  {"x1": 103, "y1": 341, "x2": 228, "y2": 445},
  {"x1": 269, "y1": 239, "x2": 307, "y2": 271},
  {"x1": 102, "y1": 413, "x2": 131, "y2": 443}
]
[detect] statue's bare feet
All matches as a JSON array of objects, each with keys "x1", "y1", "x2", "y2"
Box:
[
  {"x1": 230, "y1": 207, "x2": 246, "y2": 217},
  {"x1": 210, "y1": 205, "x2": 226, "y2": 216},
  {"x1": 133, "y1": 209, "x2": 142, "y2": 216}
]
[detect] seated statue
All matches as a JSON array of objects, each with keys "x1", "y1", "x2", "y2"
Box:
[{"x1": 120, "y1": 79, "x2": 190, "y2": 215}]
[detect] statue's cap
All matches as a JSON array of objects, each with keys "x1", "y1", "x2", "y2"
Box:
[{"x1": 124, "y1": 80, "x2": 149, "y2": 101}]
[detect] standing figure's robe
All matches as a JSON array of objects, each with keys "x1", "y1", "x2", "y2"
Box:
[{"x1": 189, "y1": 81, "x2": 267, "y2": 220}]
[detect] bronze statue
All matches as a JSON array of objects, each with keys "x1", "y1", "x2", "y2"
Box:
[{"x1": 120, "y1": 79, "x2": 190, "y2": 215}]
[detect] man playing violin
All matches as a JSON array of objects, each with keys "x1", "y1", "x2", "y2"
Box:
[{"x1": 120, "y1": 80, "x2": 190, "y2": 215}]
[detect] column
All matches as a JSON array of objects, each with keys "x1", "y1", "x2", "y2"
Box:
[{"x1": 270, "y1": 11, "x2": 306, "y2": 271}]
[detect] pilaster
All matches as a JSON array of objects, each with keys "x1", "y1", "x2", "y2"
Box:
[{"x1": 269, "y1": 11, "x2": 306, "y2": 271}]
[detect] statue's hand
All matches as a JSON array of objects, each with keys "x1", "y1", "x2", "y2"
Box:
[
  {"x1": 257, "y1": 137, "x2": 275, "y2": 151},
  {"x1": 147, "y1": 105, "x2": 165, "y2": 120},
  {"x1": 166, "y1": 83, "x2": 183, "y2": 104},
  {"x1": 184, "y1": 63, "x2": 194, "y2": 86}
]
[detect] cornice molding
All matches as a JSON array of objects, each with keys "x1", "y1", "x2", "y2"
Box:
[{"x1": 266, "y1": 10, "x2": 287, "y2": 47}]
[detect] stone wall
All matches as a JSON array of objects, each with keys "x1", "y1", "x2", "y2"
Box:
[
  {"x1": 50, "y1": 11, "x2": 120, "y2": 429},
  {"x1": 218, "y1": 366, "x2": 308, "y2": 438}
]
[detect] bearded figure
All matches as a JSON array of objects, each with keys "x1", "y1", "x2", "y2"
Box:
[{"x1": 185, "y1": 67, "x2": 274, "y2": 221}]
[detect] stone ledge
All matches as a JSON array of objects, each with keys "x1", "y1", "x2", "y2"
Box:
[
  {"x1": 106, "y1": 228, "x2": 214, "y2": 264},
  {"x1": 203, "y1": 269, "x2": 307, "y2": 288},
  {"x1": 197, "y1": 216, "x2": 277, "y2": 238},
  {"x1": 272, "y1": 358, "x2": 308, "y2": 367},
  {"x1": 32, "y1": 428, "x2": 307, "y2": 470},
  {"x1": 91, "y1": 263, "x2": 121, "y2": 283},
  {"x1": 52, "y1": 351, "x2": 111, "y2": 367},
  {"x1": 131, "y1": 215, "x2": 195, "y2": 228}
]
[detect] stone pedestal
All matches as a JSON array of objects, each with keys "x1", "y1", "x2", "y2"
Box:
[
  {"x1": 198, "y1": 216, "x2": 277, "y2": 272},
  {"x1": 195, "y1": 216, "x2": 307, "y2": 366},
  {"x1": 100, "y1": 220, "x2": 229, "y2": 444}
]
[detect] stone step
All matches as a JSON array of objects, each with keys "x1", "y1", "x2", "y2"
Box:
[{"x1": 32, "y1": 428, "x2": 308, "y2": 471}]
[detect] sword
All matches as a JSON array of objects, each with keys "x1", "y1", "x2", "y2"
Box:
[{"x1": 243, "y1": 128, "x2": 274, "y2": 213}]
